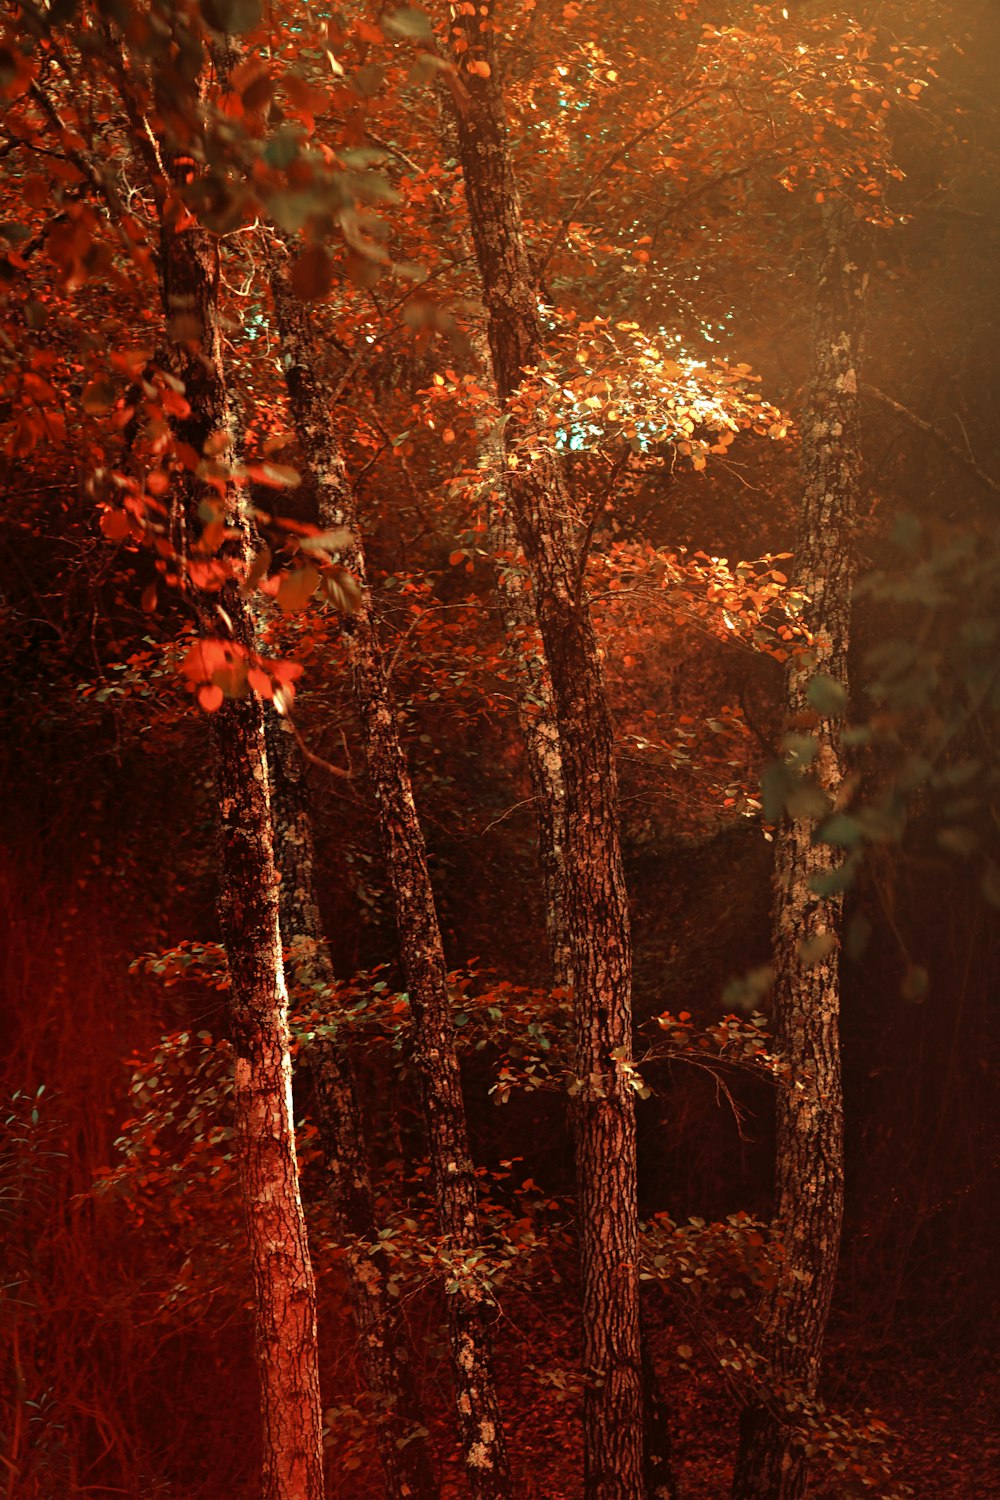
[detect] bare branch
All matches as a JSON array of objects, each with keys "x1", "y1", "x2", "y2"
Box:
[{"x1": 863, "y1": 384, "x2": 1000, "y2": 497}]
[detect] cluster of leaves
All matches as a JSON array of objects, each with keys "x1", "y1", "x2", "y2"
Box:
[
  {"x1": 590, "y1": 538, "x2": 806, "y2": 657},
  {"x1": 854, "y1": 519, "x2": 1000, "y2": 896},
  {"x1": 642, "y1": 1210, "x2": 917, "y2": 1496},
  {"x1": 648, "y1": 1006, "x2": 775, "y2": 1067},
  {"x1": 1, "y1": 1085, "x2": 64, "y2": 1297},
  {"x1": 94, "y1": 1028, "x2": 238, "y2": 1214},
  {"x1": 642, "y1": 1208, "x2": 774, "y2": 1305},
  {"x1": 510, "y1": 318, "x2": 787, "y2": 466}
]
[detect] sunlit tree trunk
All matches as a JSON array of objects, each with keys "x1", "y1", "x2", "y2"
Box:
[
  {"x1": 731, "y1": 201, "x2": 871, "y2": 1500},
  {"x1": 265, "y1": 713, "x2": 439, "y2": 1500},
  {"x1": 466, "y1": 161, "x2": 674, "y2": 1500},
  {"x1": 268, "y1": 242, "x2": 512, "y2": 1500},
  {"x1": 157, "y1": 169, "x2": 325, "y2": 1500},
  {"x1": 447, "y1": 10, "x2": 643, "y2": 1497}
]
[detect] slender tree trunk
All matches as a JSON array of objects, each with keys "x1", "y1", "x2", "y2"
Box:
[
  {"x1": 471, "y1": 341, "x2": 677, "y2": 1500},
  {"x1": 490, "y1": 505, "x2": 569, "y2": 991},
  {"x1": 267, "y1": 242, "x2": 512, "y2": 1500},
  {"x1": 447, "y1": 12, "x2": 643, "y2": 1497},
  {"x1": 730, "y1": 202, "x2": 871, "y2": 1500},
  {"x1": 158, "y1": 175, "x2": 325, "y2": 1500},
  {"x1": 265, "y1": 712, "x2": 439, "y2": 1500},
  {"x1": 440, "y1": 115, "x2": 570, "y2": 988},
  {"x1": 469, "y1": 333, "x2": 570, "y2": 991},
  {"x1": 471, "y1": 257, "x2": 677, "y2": 1500}
]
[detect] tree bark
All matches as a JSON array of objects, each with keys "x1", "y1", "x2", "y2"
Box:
[
  {"x1": 157, "y1": 169, "x2": 325, "y2": 1500},
  {"x1": 447, "y1": 11, "x2": 643, "y2": 1497},
  {"x1": 467, "y1": 330, "x2": 570, "y2": 991},
  {"x1": 730, "y1": 201, "x2": 870, "y2": 1500},
  {"x1": 265, "y1": 712, "x2": 439, "y2": 1500},
  {"x1": 267, "y1": 241, "x2": 512, "y2": 1500}
]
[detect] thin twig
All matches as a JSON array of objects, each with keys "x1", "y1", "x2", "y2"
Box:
[
  {"x1": 572, "y1": 447, "x2": 630, "y2": 605},
  {"x1": 862, "y1": 384, "x2": 1000, "y2": 496},
  {"x1": 480, "y1": 796, "x2": 538, "y2": 835},
  {"x1": 283, "y1": 714, "x2": 353, "y2": 781}
]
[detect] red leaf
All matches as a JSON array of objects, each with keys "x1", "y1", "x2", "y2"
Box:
[
  {"x1": 198, "y1": 684, "x2": 224, "y2": 712},
  {"x1": 100, "y1": 509, "x2": 131, "y2": 541}
]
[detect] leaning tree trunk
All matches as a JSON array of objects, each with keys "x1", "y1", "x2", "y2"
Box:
[
  {"x1": 267, "y1": 240, "x2": 512, "y2": 1500},
  {"x1": 157, "y1": 170, "x2": 325, "y2": 1500},
  {"x1": 265, "y1": 712, "x2": 438, "y2": 1500},
  {"x1": 447, "y1": 10, "x2": 643, "y2": 1498},
  {"x1": 730, "y1": 201, "x2": 871, "y2": 1500}
]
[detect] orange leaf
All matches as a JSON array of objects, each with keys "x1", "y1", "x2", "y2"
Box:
[
  {"x1": 100, "y1": 509, "x2": 131, "y2": 541},
  {"x1": 198, "y1": 684, "x2": 224, "y2": 712}
]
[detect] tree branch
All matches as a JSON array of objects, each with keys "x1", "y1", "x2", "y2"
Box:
[{"x1": 862, "y1": 384, "x2": 1000, "y2": 497}]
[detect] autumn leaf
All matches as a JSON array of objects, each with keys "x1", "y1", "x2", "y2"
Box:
[
  {"x1": 321, "y1": 566, "x2": 363, "y2": 615},
  {"x1": 200, "y1": 0, "x2": 262, "y2": 34},
  {"x1": 82, "y1": 376, "x2": 116, "y2": 415},
  {"x1": 100, "y1": 509, "x2": 131, "y2": 541},
  {"x1": 299, "y1": 527, "x2": 355, "y2": 558},
  {"x1": 901, "y1": 964, "x2": 929, "y2": 1003},
  {"x1": 277, "y1": 565, "x2": 320, "y2": 612},
  {"x1": 797, "y1": 931, "x2": 837, "y2": 967},
  {"x1": 381, "y1": 6, "x2": 433, "y2": 41},
  {"x1": 197, "y1": 683, "x2": 224, "y2": 712},
  {"x1": 807, "y1": 673, "x2": 848, "y2": 716},
  {"x1": 243, "y1": 546, "x2": 273, "y2": 592}
]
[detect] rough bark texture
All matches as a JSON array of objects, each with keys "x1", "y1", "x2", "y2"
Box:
[
  {"x1": 158, "y1": 176, "x2": 325, "y2": 1500},
  {"x1": 265, "y1": 713, "x2": 439, "y2": 1500},
  {"x1": 731, "y1": 202, "x2": 870, "y2": 1500},
  {"x1": 268, "y1": 243, "x2": 512, "y2": 1500},
  {"x1": 447, "y1": 12, "x2": 643, "y2": 1497},
  {"x1": 468, "y1": 329, "x2": 570, "y2": 990},
  {"x1": 489, "y1": 501, "x2": 570, "y2": 988}
]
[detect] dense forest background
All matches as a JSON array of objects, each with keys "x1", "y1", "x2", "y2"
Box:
[{"x1": 1, "y1": 1, "x2": 998, "y2": 1497}]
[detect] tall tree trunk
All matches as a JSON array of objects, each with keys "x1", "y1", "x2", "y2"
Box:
[
  {"x1": 265, "y1": 713, "x2": 439, "y2": 1500},
  {"x1": 446, "y1": 12, "x2": 643, "y2": 1498},
  {"x1": 471, "y1": 341, "x2": 676, "y2": 1500},
  {"x1": 490, "y1": 503, "x2": 569, "y2": 989},
  {"x1": 467, "y1": 329, "x2": 570, "y2": 991},
  {"x1": 730, "y1": 201, "x2": 870, "y2": 1500},
  {"x1": 158, "y1": 173, "x2": 326, "y2": 1500},
  {"x1": 267, "y1": 241, "x2": 512, "y2": 1500}
]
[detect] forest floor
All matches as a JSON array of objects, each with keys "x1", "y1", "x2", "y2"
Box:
[
  {"x1": 423, "y1": 1296, "x2": 1000, "y2": 1500},
  {"x1": 674, "y1": 1336, "x2": 1000, "y2": 1500}
]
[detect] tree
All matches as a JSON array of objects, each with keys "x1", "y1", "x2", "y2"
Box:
[
  {"x1": 732, "y1": 199, "x2": 871, "y2": 1500},
  {"x1": 142, "y1": 55, "x2": 329, "y2": 1500},
  {"x1": 446, "y1": 7, "x2": 644, "y2": 1495},
  {"x1": 0, "y1": 5, "x2": 329, "y2": 1491},
  {"x1": 2, "y1": 2, "x2": 993, "y2": 1496},
  {"x1": 267, "y1": 241, "x2": 513, "y2": 1498},
  {"x1": 265, "y1": 710, "x2": 439, "y2": 1500}
]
